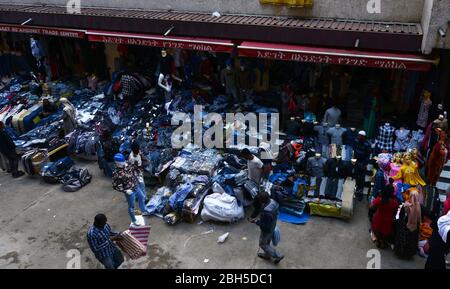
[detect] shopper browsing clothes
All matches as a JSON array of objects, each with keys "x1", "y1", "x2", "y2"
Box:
[
  {"x1": 0, "y1": 121, "x2": 24, "y2": 178},
  {"x1": 369, "y1": 183, "x2": 399, "y2": 249},
  {"x1": 112, "y1": 153, "x2": 150, "y2": 226},
  {"x1": 86, "y1": 214, "x2": 124, "y2": 269},
  {"x1": 248, "y1": 192, "x2": 284, "y2": 264},
  {"x1": 241, "y1": 148, "x2": 264, "y2": 185},
  {"x1": 127, "y1": 142, "x2": 149, "y2": 205}
]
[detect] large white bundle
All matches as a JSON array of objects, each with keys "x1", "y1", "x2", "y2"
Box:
[{"x1": 201, "y1": 193, "x2": 244, "y2": 223}]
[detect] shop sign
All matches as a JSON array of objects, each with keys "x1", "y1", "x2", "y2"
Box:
[
  {"x1": 87, "y1": 34, "x2": 233, "y2": 53},
  {"x1": 0, "y1": 24, "x2": 85, "y2": 38},
  {"x1": 240, "y1": 46, "x2": 434, "y2": 71}
]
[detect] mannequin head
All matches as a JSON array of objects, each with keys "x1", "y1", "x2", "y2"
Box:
[
  {"x1": 438, "y1": 104, "x2": 443, "y2": 110},
  {"x1": 403, "y1": 153, "x2": 412, "y2": 165},
  {"x1": 393, "y1": 153, "x2": 402, "y2": 164},
  {"x1": 335, "y1": 124, "x2": 341, "y2": 129},
  {"x1": 350, "y1": 127, "x2": 356, "y2": 131},
  {"x1": 438, "y1": 114, "x2": 444, "y2": 121},
  {"x1": 315, "y1": 153, "x2": 321, "y2": 159},
  {"x1": 161, "y1": 50, "x2": 167, "y2": 58},
  {"x1": 351, "y1": 158, "x2": 357, "y2": 164},
  {"x1": 423, "y1": 90, "x2": 431, "y2": 101},
  {"x1": 385, "y1": 122, "x2": 390, "y2": 126},
  {"x1": 336, "y1": 155, "x2": 342, "y2": 161},
  {"x1": 410, "y1": 148, "x2": 418, "y2": 160}
]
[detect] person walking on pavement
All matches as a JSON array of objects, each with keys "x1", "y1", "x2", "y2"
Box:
[
  {"x1": 86, "y1": 214, "x2": 124, "y2": 269},
  {"x1": 248, "y1": 192, "x2": 284, "y2": 264},
  {"x1": 0, "y1": 121, "x2": 24, "y2": 178},
  {"x1": 112, "y1": 153, "x2": 150, "y2": 226}
]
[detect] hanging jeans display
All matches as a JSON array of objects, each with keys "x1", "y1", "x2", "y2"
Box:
[{"x1": 342, "y1": 145, "x2": 353, "y2": 161}]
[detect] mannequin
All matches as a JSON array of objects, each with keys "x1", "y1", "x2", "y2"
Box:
[
  {"x1": 285, "y1": 117, "x2": 301, "y2": 136},
  {"x1": 323, "y1": 155, "x2": 346, "y2": 200},
  {"x1": 416, "y1": 90, "x2": 432, "y2": 129},
  {"x1": 220, "y1": 59, "x2": 239, "y2": 102},
  {"x1": 347, "y1": 158, "x2": 366, "y2": 201},
  {"x1": 159, "y1": 49, "x2": 173, "y2": 76},
  {"x1": 237, "y1": 59, "x2": 253, "y2": 103},
  {"x1": 158, "y1": 73, "x2": 173, "y2": 102},
  {"x1": 427, "y1": 129, "x2": 450, "y2": 186},
  {"x1": 87, "y1": 73, "x2": 98, "y2": 91},
  {"x1": 342, "y1": 127, "x2": 357, "y2": 161},
  {"x1": 433, "y1": 114, "x2": 448, "y2": 133},
  {"x1": 253, "y1": 61, "x2": 269, "y2": 92},
  {"x1": 314, "y1": 121, "x2": 329, "y2": 157},
  {"x1": 323, "y1": 103, "x2": 341, "y2": 126},
  {"x1": 389, "y1": 153, "x2": 403, "y2": 193},
  {"x1": 376, "y1": 122, "x2": 395, "y2": 152},
  {"x1": 326, "y1": 123, "x2": 346, "y2": 146},
  {"x1": 306, "y1": 153, "x2": 327, "y2": 197},
  {"x1": 299, "y1": 118, "x2": 315, "y2": 137},
  {"x1": 408, "y1": 129, "x2": 424, "y2": 150},
  {"x1": 394, "y1": 126, "x2": 411, "y2": 152},
  {"x1": 430, "y1": 103, "x2": 447, "y2": 124},
  {"x1": 393, "y1": 152, "x2": 426, "y2": 190}
]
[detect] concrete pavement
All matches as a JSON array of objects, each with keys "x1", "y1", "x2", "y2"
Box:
[{"x1": 0, "y1": 159, "x2": 426, "y2": 269}]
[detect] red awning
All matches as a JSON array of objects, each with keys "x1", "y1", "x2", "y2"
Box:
[
  {"x1": 0, "y1": 23, "x2": 85, "y2": 38},
  {"x1": 238, "y1": 41, "x2": 438, "y2": 71},
  {"x1": 86, "y1": 30, "x2": 234, "y2": 53}
]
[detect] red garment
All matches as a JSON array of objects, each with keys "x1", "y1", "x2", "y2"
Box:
[
  {"x1": 371, "y1": 196, "x2": 399, "y2": 237},
  {"x1": 427, "y1": 131, "x2": 449, "y2": 186},
  {"x1": 421, "y1": 122, "x2": 434, "y2": 151},
  {"x1": 443, "y1": 196, "x2": 450, "y2": 215}
]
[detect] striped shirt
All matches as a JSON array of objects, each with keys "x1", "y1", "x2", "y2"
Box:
[{"x1": 87, "y1": 224, "x2": 118, "y2": 260}]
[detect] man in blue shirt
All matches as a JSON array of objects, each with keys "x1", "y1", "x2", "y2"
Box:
[{"x1": 87, "y1": 214, "x2": 124, "y2": 269}]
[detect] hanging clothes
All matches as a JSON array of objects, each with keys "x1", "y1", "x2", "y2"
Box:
[
  {"x1": 407, "y1": 130, "x2": 424, "y2": 150},
  {"x1": 326, "y1": 126, "x2": 346, "y2": 146},
  {"x1": 416, "y1": 95, "x2": 432, "y2": 128},
  {"x1": 393, "y1": 129, "x2": 411, "y2": 152},
  {"x1": 376, "y1": 124, "x2": 395, "y2": 152},
  {"x1": 427, "y1": 131, "x2": 450, "y2": 186},
  {"x1": 364, "y1": 96, "x2": 377, "y2": 139}
]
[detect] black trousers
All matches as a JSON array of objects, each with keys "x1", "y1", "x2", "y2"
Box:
[{"x1": 6, "y1": 154, "x2": 19, "y2": 175}]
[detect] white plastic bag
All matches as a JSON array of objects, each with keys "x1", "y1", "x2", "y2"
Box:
[{"x1": 201, "y1": 193, "x2": 244, "y2": 222}]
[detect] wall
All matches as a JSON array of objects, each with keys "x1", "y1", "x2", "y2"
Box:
[
  {"x1": 0, "y1": 0, "x2": 425, "y2": 22},
  {"x1": 421, "y1": 0, "x2": 450, "y2": 54}
]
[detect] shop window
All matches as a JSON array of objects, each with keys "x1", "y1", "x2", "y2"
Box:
[{"x1": 259, "y1": 0, "x2": 314, "y2": 7}]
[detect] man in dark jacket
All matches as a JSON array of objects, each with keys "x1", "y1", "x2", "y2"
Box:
[
  {"x1": 0, "y1": 121, "x2": 24, "y2": 178},
  {"x1": 353, "y1": 130, "x2": 371, "y2": 166},
  {"x1": 249, "y1": 192, "x2": 284, "y2": 264}
]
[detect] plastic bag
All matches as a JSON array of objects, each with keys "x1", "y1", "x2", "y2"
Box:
[{"x1": 272, "y1": 226, "x2": 281, "y2": 247}]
